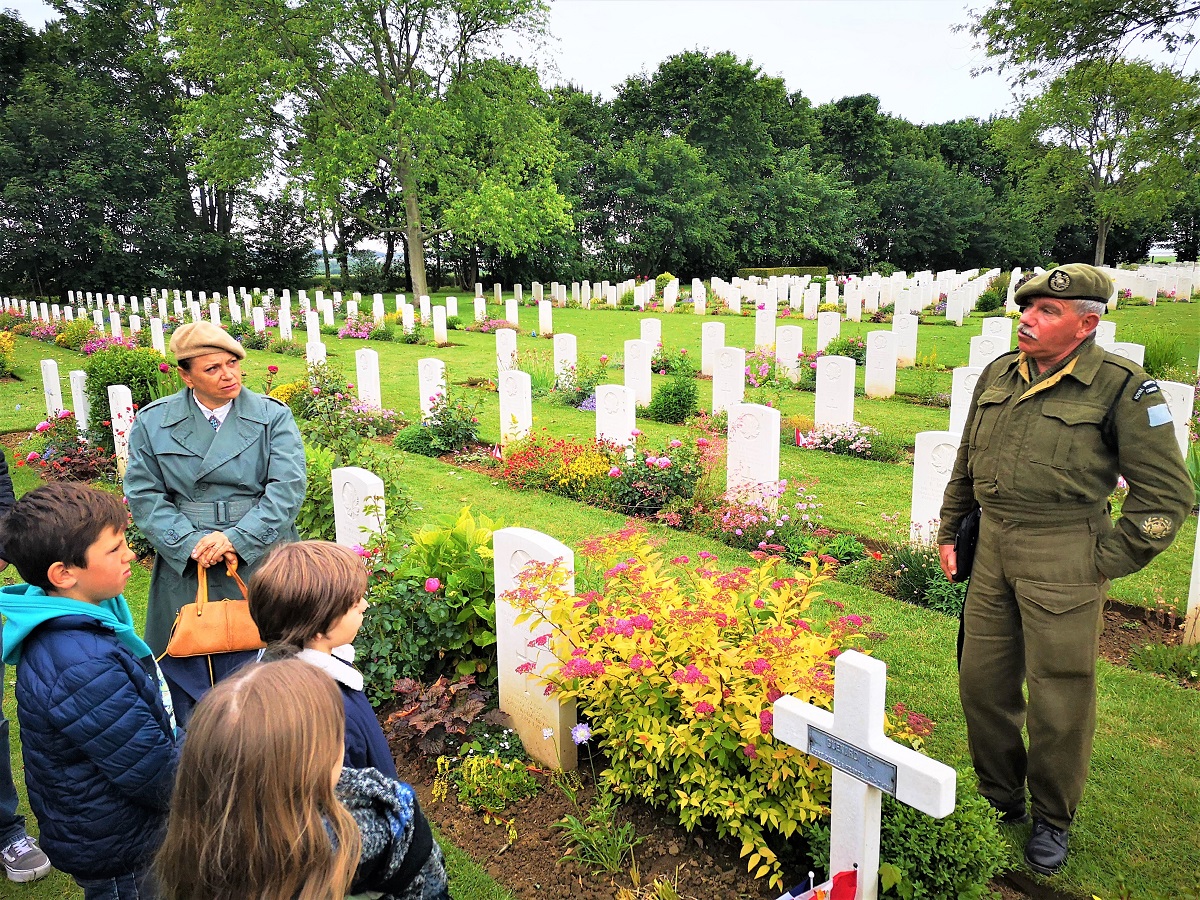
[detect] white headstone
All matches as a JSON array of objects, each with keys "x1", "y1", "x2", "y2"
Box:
[
  {"x1": 108, "y1": 384, "x2": 135, "y2": 477},
  {"x1": 712, "y1": 346, "x2": 746, "y2": 414},
  {"x1": 754, "y1": 303, "x2": 777, "y2": 349},
  {"x1": 419, "y1": 295, "x2": 432, "y2": 325},
  {"x1": 417, "y1": 357, "x2": 447, "y2": 417},
  {"x1": 639, "y1": 318, "x2": 661, "y2": 349},
  {"x1": 948, "y1": 367, "x2": 983, "y2": 435},
  {"x1": 474, "y1": 297, "x2": 487, "y2": 323},
  {"x1": 496, "y1": 328, "x2": 517, "y2": 373},
  {"x1": 306, "y1": 310, "x2": 321, "y2": 345},
  {"x1": 69, "y1": 370, "x2": 89, "y2": 432},
  {"x1": 969, "y1": 335, "x2": 1005, "y2": 369},
  {"x1": 701, "y1": 321, "x2": 724, "y2": 377},
  {"x1": 355, "y1": 348, "x2": 382, "y2": 409},
  {"x1": 128, "y1": 315, "x2": 141, "y2": 335},
  {"x1": 816, "y1": 311, "x2": 841, "y2": 351},
  {"x1": 775, "y1": 325, "x2": 804, "y2": 383},
  {"x1": 93, "y1": 309, "x2": 105, "y2": 329},
  {"x1": 814, "y1": 356, "x2": 855, "y2": 427},
  {"x1": 892, "y1": 313, "x2": 919, "y2": 368},
  {"x1": 505, "y1": 295, "x2": 520, "y2": 327},
  {"x1": 774, "y1": 651, "x2": 956, "y2": 900},
  {"x1": 980, "y1": 316, "x2": 1013, "y2": 347},
  {"x1": 910, "y1": 431, "x2": 960, "y2": 542},
  {"x1": 595, "y1": 384, "x2": 637, "y2": 450},
  {"x1": 623, "y1": 339, "x2": 652, "y2": 406},
  {"x1": 40, "y1": 359, "x2": 64, "y2": 418},
  {"x1": 498, "y1": 370, "x2": 532, "y2": 444},
  {"x1": 538, "y1": 301, "x2": 553, "y2": 336},
  {"x1": 331, "y1": 467, "x2": 386, "y2": 548},
  {"x1": 279, "y1": 307, "x2": 293, "y2": 342},
  {"x1": 306, "y1": 341, "x2": 327, "y2": 365},
  {"x1": 494, "y1": 527, "x2": 578, "y2": 770},
  {"x1": 1158, "y1": 380, "x2": 1194, "y2": 457},
  {"x1": 864, "y1": 331, "x2": 897, "y2": 399},
  {"x1": 148, "y1": 318, "x2": 165, "y2": 354},
  {"x1": 553, "y1": 333, "x2": 577, "y2": 382},
  {"x1": 446, "y1": 296, "x2": 458, "y2": 319},
  {"x1": 372, "y1": 295, "x2": 386, "y2": 325},
  {"x1": 725, "y1": 402, "x2": 781, "y2": 505},
  {"x1": 432, "y1": 306, "x2": 448, "y2": 344},
  {"x1": 401, "y1": 304, "x2": 415, "y2": 335},
  {"x1": 1094, "y1": 320, "x2": 1117, "y2": 349},
  {"x1": 1108, "y1": 342, "x2": 1146, "y2": 366}
]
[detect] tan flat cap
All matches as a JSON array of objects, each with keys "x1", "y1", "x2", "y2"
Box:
[
  {"x1": 1014, "y1": 263, "x2": 1114, "y2": 309},
  {"x1": 169, "y1": 321, "x2": 246, "y2": 362}
]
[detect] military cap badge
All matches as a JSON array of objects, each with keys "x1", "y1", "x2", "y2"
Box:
[{"x1": 1048, "y1": 270, "x2": 1071, "y2": 292}]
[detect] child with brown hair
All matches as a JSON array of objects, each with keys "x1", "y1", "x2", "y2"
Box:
[
  {"x1": 248, "y1": 539, "x2": 396, "y2": 776},
  {"x1": 0, "y1": 483, "x2": 180, "y2": 898},
  {"x1": 155, "y1": 659, "x2": 446, "y2": 900}
]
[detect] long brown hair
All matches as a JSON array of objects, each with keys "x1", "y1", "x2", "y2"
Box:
[
  {"x1": 155, "y1": 660, "x2": 360, "y2": 900},
  {"x1": 248, "y1": 540, "x2": 368, "y2": 648}
]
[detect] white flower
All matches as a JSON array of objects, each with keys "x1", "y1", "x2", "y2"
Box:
[{"x1": 542, "y1": 727, "x2": 554, "y2": 740}]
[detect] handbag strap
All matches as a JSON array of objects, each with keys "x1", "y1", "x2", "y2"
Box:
[{"x1": 194, "y1": 557, "x2": 250, "y2": 616}]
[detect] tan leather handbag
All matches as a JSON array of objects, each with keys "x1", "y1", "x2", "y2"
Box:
[{"x1": 163, "y1": 558, "x2": 265, "y2": 658}]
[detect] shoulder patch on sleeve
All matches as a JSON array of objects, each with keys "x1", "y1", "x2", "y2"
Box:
[
  {"x1": 1132, "y1": 379, "x2": 1160, "y2": 402},
  {"x1": 1147, "y1": 404, "x2": 1173, "y2": 427}
]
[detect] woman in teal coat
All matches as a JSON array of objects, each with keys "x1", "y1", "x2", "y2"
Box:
[{"x1": 124, "y1": 322, "x2": 305, "y2": 709}]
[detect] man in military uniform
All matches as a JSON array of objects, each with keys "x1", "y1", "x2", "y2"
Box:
[{"x1": 937, "y1": 263, "x2": 1192, "y2": 876}]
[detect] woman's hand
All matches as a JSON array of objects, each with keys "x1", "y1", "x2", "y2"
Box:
[{"x1": 191, "y1": 531, "x2": 235, "y2": 569}]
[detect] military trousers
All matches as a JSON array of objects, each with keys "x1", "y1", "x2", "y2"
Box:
[{"x1": 959, "y1": 508, "x2": 1110, "y2": 830}]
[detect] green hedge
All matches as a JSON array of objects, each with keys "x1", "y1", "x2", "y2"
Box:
[{"x1": 736, "y1": 266, "x2": 829, "y2": 278}]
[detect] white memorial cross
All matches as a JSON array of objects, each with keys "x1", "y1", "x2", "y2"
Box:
[{"x1": 774, "y1": 651, "x2": 956, "y2": 900}]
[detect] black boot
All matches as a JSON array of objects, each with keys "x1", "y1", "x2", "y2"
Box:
[{"x1": 1025, "y1": 819, "x2": 1069, "y2": 875}]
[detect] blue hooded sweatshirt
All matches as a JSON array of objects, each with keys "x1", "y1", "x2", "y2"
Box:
[{"x1": 0, "y1": 584, "x2": 180, "y2": 878}]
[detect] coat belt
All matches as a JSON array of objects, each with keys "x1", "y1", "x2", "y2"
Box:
[{"x1": 176, "y1": 498, "x2": 256, "y2": 528}]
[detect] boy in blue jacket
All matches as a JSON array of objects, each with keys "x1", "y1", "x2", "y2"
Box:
[{"x1": 0, "y1": 483, "x2": 180, "y2": 899}]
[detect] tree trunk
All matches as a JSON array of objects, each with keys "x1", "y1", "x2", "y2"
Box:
[
  {"x1": 1094, "y1": 217, "x2": 1111, "y2": 266},
  {"x1": 397, "y1": 157, "x2": 428, "y2": 297},
  {"x1": 382, "y1": 232, "x2": 396, "y2": 281},
  {"x1": 318, "y1": 207, "x2": 331, "y2": 282}
]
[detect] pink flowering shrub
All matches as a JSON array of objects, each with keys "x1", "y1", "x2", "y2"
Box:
[
  {"x1": 505, "y1": 523, "x2": 927, "y2": 887},
  {"x1": 796, "y1": 421, "x2": 904, "y2": 462}
]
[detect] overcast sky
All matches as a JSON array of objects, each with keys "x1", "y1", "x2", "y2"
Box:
[{"x1": 7, "y1": 0, "x2": 1024, "y2": 122}]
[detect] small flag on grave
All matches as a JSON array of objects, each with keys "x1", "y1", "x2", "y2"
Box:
[{"x1": 775, "y1": 867, "x2": 856, "y2": 900}]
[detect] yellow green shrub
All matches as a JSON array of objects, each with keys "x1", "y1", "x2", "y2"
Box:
[{"x1": 507, "y1": 524, "x2": 927, "y2": 887}]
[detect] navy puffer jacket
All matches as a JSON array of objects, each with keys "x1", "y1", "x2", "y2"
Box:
[{"x1": 14, "y1": 615, "x2": 180, "y2": 877}]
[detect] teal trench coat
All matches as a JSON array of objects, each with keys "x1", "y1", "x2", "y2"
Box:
[{"x1": 123, "y1": 387, "x2": 306, "y2": 655}]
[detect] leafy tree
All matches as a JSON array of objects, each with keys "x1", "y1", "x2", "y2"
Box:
[
  {"x1": 173, "y1": 0, "x2": 571, "y2": 298},
  {"x1": 997, "y1": 59, "x2": 1200, "y2": 264},
  {"x1": 965, "y1": 0, "x2": 1200, "y2": 84}
]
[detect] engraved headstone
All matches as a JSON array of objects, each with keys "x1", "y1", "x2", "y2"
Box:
[
  {"x1": 432, "y1": 306, "x2": 448, "y2": 344},
  {"x1": 419, "y1": 295, "x2": 432, "y2": 325},
  {"x1": 701, "y1": 321, "x2": 724, "y2": 376},
  {"x1": 595, "y1": 384, "x2": 637, "y2": 450},
  {"x1": 496, "y1": 328, "x2": 518, "y2": 373},
  {"x1": 814, "y1": 356, "x2": 855, "y2": 427},
  {"x1": 417, "y1": 357, "x2": 446, "y2": 417},
  {"x1": 69, "y1": 371, "x2": 89, "y2": 432},
  {"x1": 553, "y1": 333, "x2": 577, "y2": 382},
  {"x1": 474, "y1": 297, "x2": 487, "y2": 323},
  {"x1": 864, "y1": 331, "x2": 897, "y2": 399},
  {"x1": 725, "y1": 402, "x2": 781, "y2": 505},
  {"x1": 498, "y1": 370, "x2": 533, "y2": 445},
  {"x1": 108, "y1": 384, "x2": 135, "y2": 477},
  {"x1": 816, "y1": 310, "x2": 840, "y2": 351},
  {"x1": 639, "y1": 318, "x2": 661, "y2": 348},
  {"x1": 1108, "y1": 342, "x2": 1145, "y2": 366},
  {"x1": 1158, "y1": 380, "x2": 1194, "y2": 457},
  {"x1": 494, "y1": 527, "x2": 578, "y2": 770},
  {"x1": 910, "y1": 431, "x2": 960, "y2": 543},
  {"x1": 968, "y1": 335, "x2": 1006, "y2": 369},
  {"x1": 306, "y1": 341, "x2": 327, "y2": 365},
  {"x1": 40, "y1": 359, "x2": 64, "y2": 418},
  {"x1": 539, "y1": 301, "x2": 553, "y2": 336},
  {"x1": 892, "y1": 313, "x2": 919, "y2": 368},
  {"x1": 332, "y1": 467, "x2": 386, "y2": 548},
  {"x1": 506, "y1": 295, "x2": 520, "y2": 327},
  {"x1": 623, "y1": 339, "x2": 652, "y2": 406},
  {"x1": 775, "y1": 325, "x2": 804, "y2": 383},
  {"x1": 712, "y1": 346, "x2": 746, "y2": 414},
  {"x1": 355, "y1": 348, "x2": 382, "y2": 409},
  {"x1": 948, "y1": 367, "x2": 983, "y2": 435}
]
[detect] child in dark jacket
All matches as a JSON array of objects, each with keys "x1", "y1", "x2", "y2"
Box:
[
  {"x1": 248, "y1": 540, "x2": 396, "y2": 776},
  {"x1": 155, "y1": 659, "x2": 446, "y2": 900},
  {"x1": 0, "y1": 484, "x2": 180, "y2": 899}
]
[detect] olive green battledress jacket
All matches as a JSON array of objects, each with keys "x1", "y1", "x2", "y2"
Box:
[{"x1": 938, "y1": 336, "x2": 1192, "y2": 579}]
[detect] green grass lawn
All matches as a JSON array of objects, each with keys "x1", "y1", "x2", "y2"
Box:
[{"x1": 1, "y1": 295, "x2": 1198, "y2": 899}]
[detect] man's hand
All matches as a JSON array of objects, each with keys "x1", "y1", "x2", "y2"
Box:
[
  {"x1": 938, "y1": 544, "x2": 957, "y2": 582},
  {"x1": 191, "y1": 531, "x2": 235, "y2": 569}
]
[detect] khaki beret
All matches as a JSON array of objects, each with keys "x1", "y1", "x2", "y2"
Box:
[
  {"x1": 1014, "y1": 263, "x2": 1114, "y2": 309},
  {"x1": 169, "y1": 321, "x2": 246, "y2": 362}
]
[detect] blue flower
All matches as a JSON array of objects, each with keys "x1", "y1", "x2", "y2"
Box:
[{"x1": 571, "y1": 723, "x2": 592, "y2": 745}]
